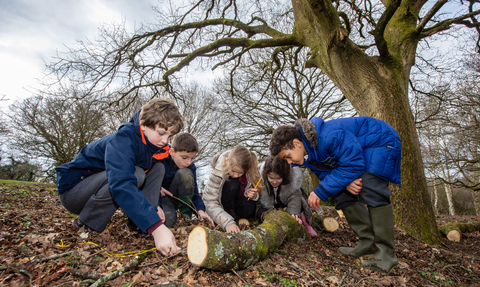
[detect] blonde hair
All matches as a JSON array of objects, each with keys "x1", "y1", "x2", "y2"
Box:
[
  {"x1": 139, "y1": 98, "x2": 184, "y2": 134},
  {"x1": 221, "y1": 145, "x2": 262, "y2": 194}
]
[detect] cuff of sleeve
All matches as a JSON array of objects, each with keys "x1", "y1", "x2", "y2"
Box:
[
  {"x1": 315, "y1": 186, "x2": 330, "y2": 202},
  {"x1": 147, "y1": 220, "x2": 163, "y2": 235}
]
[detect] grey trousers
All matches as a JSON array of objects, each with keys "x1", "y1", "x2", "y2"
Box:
[
  {"x1": 333, "y1": 172, "x2": 391, "y2": 210},
  {"x1": 161, "y1": 168, "x2": 195, "y2": 227},
  {"x1": 59, "y1": 163, "x2": 165, "y2": 232}
]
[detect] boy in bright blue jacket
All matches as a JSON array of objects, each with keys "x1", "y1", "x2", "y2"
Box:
[
  {"x1": 269, "y1": 117, "x2": 401, "y2": 273},
  {"x1": 56, "y1": 98, "x2": 183, "y2": 257}
]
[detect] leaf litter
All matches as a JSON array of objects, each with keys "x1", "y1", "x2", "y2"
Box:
[{"x1": 0, "y1": 182, "x2": 479, "y2": 286}]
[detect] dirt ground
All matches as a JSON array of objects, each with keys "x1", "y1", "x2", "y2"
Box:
[{"x1": 0, "y1": 182, "x2": 479, "y2": 287}]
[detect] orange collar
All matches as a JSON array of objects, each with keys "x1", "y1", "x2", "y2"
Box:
[{"x1": 139, "y1": 126, "x2": 170, "y2": 160}]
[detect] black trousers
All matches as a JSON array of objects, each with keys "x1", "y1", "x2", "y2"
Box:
[
  {"x1": 333, "y1": 172, "x2": 392, "y2": 210},
  {"x1": 221, "y1": 177, "x2": 256, "y2": 221}
]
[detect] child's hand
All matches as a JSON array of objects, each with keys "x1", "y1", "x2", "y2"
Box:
[
  {"x1": 151, "y1": 224, "x2": 181, "y2": 256},
  {"x1": 246, "y1": 188, "x2": 258, "y2": 199},
  {"x1": 291, "y1": 214, "x2": 302, "y2": 224},
  {"x1": 198, "y1": 210, "x2": 215, "y2": 227},
  {"x1": 226, "y1": 223, "x2": 240, "y2": 233},
  {"x1": 157, "y1": 206, "x2": 166, "y2": 222},
  {"x1": 161, "y1": 187, "x2": 173, "y2": 197},
  {"x1": 308, "y1": 192, "x2": 320, "y2": 210},
  {"x1": 346, "y1": 178, "x2": 362, "y2": 195}
]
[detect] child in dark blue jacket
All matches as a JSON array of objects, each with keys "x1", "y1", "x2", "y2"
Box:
[
  {"x1": 56, "y1": 98, "x2": 183, "y2": 257},
  {"x1": 269, "y1": 117, "x2": 401, "y2": 273},
  {"x1": 159, "y1": 132, "x2": 214, "y2": 227},
  {"x1": 129, "y1": 111, "x2": 214, "y2": 227}
]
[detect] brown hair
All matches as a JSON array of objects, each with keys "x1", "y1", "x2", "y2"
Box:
[
  {"x1": 269, "y1": 125, "x2": 302, "y2": 156},
  {"x1": 262, "y1": 155, "x2": 291, "y2": 186},
  {"x1": 139, "y1": 98, "x2": 184, "y2": 134},
  {"x1": 171, "y1": 132, "x2": 198, "y2": 153},
  {"x1": 221, "y1": 145, "x2": 262, "y2": 194}
]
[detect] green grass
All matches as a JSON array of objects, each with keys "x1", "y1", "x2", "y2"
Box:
[{"x1": 0, "y1": 179, "x2": 56, "y2": 187}]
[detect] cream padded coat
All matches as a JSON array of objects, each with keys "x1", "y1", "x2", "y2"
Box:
[{"x1": 203, "y1": 150, "x2": 259, "y2": 231}]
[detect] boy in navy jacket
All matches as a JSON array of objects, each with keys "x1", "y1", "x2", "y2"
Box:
[
  {"x1": 269, "y1": 117, "x2": 401, "y2": 273},
  {"x1": 129, "y1": 111, "x2": 214, "y2": 227},
  {"x1": 160, "y1": 132, "x2": 214, "y2": 227},
  {"x1": 56, "y1": 98, "x2": 183, "y2": 257}
]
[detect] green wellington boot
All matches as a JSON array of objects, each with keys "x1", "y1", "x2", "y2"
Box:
[
  {"x1": 178, "y1": 195, "x2": 193, "y2": 220},
  {"x1": 338, "y1": 203, "x2": 377, "y2": 257},
  {"x1": 361, "y1": 204, "x2": 399, "y2": 273}
]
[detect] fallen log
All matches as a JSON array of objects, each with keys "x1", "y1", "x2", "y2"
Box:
[
  {"x1": 187, "y1": 210, "x2": 309, "y2": 271},
  {"x1": 311, "y1": 214, "x2": 339, "y2": 233},
  {"x1": 438, "y1": 221, "x2": 480, "y2": 242}
]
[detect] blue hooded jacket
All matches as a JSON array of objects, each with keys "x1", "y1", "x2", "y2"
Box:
[
  {"x1": 297, "y1": 117, "x2": 401, "y2": 201},
  {"x1": 56, "y1": 123, "x2": 167, "y2": 232}
]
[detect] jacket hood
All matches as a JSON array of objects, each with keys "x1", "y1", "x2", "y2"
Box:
[{"x1": 294, "y1": 118, "x2": 319, "y2": 148}]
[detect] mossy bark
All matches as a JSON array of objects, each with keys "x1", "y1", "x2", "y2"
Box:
[
  {"x1": 290, "y1": 0, "x2": 441, "y2": 244},
  {"x1": 187, "y1": 210, "x2": 309, "y2": 271}
]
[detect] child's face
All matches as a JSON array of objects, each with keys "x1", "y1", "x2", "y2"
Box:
[
  {"x1": 228, "y1": 165, "x2": 245, "y2": 178},
  {"x1": 170, "y1": 149, "x2": 197, "y2": 169},
  {"x1": 140, "y1": 124, "x2": 175, "y2": 148},
  {"x1": 267, "y1": 172, "x2": 283, "y2": 188},
  {"x1": 277, "y1": 139, "x2": 306, "y2": 165}
]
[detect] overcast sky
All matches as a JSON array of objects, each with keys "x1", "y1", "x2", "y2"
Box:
[{"x1": 0, "y1": 0, "x2": 160, "y2": 109}]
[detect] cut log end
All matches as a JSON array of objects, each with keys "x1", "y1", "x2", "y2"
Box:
[
  {"x1": 187, "y1": 226, "x2": 208, "y2": 266},
  {"x1": 238, "y1": 218, "x2": 249, "y2": 226},
  {"x1": 323, "y1": 217, "x2": 339, "y2": 233},
  {"x1": 446, "y1": 230, "x2": 461, "y2": 242}
]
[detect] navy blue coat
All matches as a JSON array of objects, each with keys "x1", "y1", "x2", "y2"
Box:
[
  {"x1": 56, "y1": 123, "x2": 166, "y2": 232},
  {"x1": 130, "y1": 108, "x2": 206, "y2": 211},
  {"x1": 161, "y1": 155, "x2": 206, "y2": 211},
  {"x1": 297, "y1": 117, "x2": 401, "y2": 201}
]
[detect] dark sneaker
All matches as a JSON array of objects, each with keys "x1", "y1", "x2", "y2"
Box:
[
  {"x1": 126, "y1": 218, "x2": 148, "y2": 238},
  {"x1": 73, "y1": 217, "x2": 95, "y2": 233}
]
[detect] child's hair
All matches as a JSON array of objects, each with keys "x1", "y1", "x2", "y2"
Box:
[
  {"x1": 269, "y1": 125, "x2": 302, "y2": 156},
  {"x1": 222, "y1": 145, "x2": 262, "y2": 194},
  {"x1": 171, "y1": 132, "x2": 199, "y2": 153},
  {"x1": 139, "y1": 98, "x2": 184, "y2": 133},
  {"x1": 262, "y1": 155, "x2": 291, "y2": 186}
]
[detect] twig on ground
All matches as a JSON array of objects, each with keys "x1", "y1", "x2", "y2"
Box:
[
  {"x1": 89, "y1": 254, "x2": 147, "y2": 287},
  {"x1": 69, "y1": 269, "x2": 102, "y2": 280},
  {"x1": 10, "y1": 267, "x2": 33, "y2": 286},
  {"x1": 284, "y1": 260, "x2": 326, "y2": 286},
  {"x1": 231, "y1": 269, "x2": 248, "y2": 285},
  {"x1": 353, "y1": 277, "x2": 373, "y2": 287},
  {"x1": 0, "y1": 246, "x2": 99, "y2": 271},
  {"x1": 338, "y1": 268, "x2": 350, "y2": 287}
]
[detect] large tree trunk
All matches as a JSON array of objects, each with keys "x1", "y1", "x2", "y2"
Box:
[
  {"x1": 290, "y1": 0, "x2": 441, "y2": 244},
  {"x1": 187, "y1": 210, "x2": 309, "y2": 271}
]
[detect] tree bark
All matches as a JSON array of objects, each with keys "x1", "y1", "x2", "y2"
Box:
[
  {"x1": 439, "y1": 221, "x2": 480, "y2": 242},
  {"x1": 472, "y1": 189, "x2": 480, "y2": 216},
  {"x1": 187, "y1": 210, "x2": 309, "y2": 271},
  {"x1": 433, "y1": 177, "x2": 439, "y2": 215},
  {"x1": 441, "y1": 162, "x2": 455, "y2": 215},
  {"x1": 291, "y1": 0, "x2": 441, "y2": 244}
]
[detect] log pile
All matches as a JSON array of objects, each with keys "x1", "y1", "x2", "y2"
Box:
[{"x1": 439, "y1": 221, "x2": 480, "y2": 242}]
